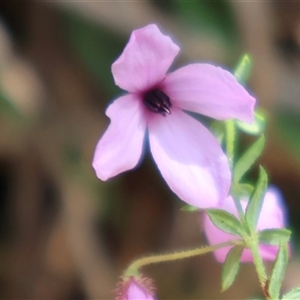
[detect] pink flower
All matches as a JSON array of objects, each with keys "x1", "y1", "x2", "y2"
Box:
[
  {"x1": 203, "y1": 186, "x2": 288, "y2": 262},
  {"x1": 93, "y1": 24, "x2": 255, "y2": 208},
  {"x1": 116, "y1": 276, "x2": 155, "y2": 300}
]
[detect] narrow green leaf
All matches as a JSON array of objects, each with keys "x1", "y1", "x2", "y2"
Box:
[
  {"x1": 231, "y1": 183, "x2": 254, "y2": 200},
  {"x1": 234, "y1": 54, "x2": 252, "y2": 85},
  {"x1": 245, "y1": 166, "x2": 268, "y2": 231},
  {"x1": 181, "y1": 204, "x2": 199, "y2": 212},
  {"x1": 236, "y1": 111, "x2": 266, "y2": 136},
  {"x1": 268, "y1": 242, "x2": 289, "y2": 300},
  {"x1": 205, "y1": 209, "x2": 243, "y2": 236},
  {"x1": 259, "y1": 229, "x2": 291, "y2": 246},
  {"x1": 233, "y1": 135, "x2": 265, "y2": 185},
  {"x1": 282, "y1": 287, "x2": 300, "y2": 300},
  {"x1": 222, "y1": 246, "x2": 243, "y2": 291}
]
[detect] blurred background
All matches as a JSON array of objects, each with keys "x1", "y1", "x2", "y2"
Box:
[{"x1": 1, "y1": 1, "x2": 300, "y2": 299}]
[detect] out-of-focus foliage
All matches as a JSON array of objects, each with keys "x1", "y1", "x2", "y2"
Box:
[
  {"x1": 0, "y1": 88, "x2": 21, "y2": 118},
  {"x1": 277, "y1": 109, "x2": 300, "y2": 166},
  {"x1": 154, "y1": 0, "x2": 238, "y2": 45},
  {"x1": 62, "y1": 12, "x2": 125, "y2": 97}
]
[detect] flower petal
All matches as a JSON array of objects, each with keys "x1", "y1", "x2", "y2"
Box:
[
  {"x1": 148, "y1": 108, "x2": 231, "y2": 208},
  {"x1": 257, "y1": 186, "x2": 286, "y2": 230},
  {"x1": 112, "y1": 24, "x2": 180, "y2": 93},
  {"x1": 163, "y1": 64, "x2": 256, "y2": 123},
  {"x1": 92, "y1": 94, "x2": 146, "y2": 180}
]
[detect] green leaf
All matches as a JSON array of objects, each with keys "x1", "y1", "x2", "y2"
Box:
[
  {"x1": 181, "y1": 204, "x2": 199, "y2": 212},
  {"x1": 282, "y1": 287, "x2": 300, "y2": 300},
  {"x1": 258, "y1": 229, "x2": 291, "y2": 246},
  {"x1": 236, "y1": 111, "x2": 266, "y2": 136},
  {"x1": 234, "y1": 54, "x2": 252, "y2": 85},
  {"x1": 205, "y1": 209, "x2": 244, "y2": 236},
  {"x1": 221, "y1": 245, "x2": 243, "y2": 291},
  {"x1": 232, "y1": 183, "x2": 254, "y2": 199},
  {"x1": 245, "y1": 166, "x2": 268, "y2": 231},
  {"x1": 233, "y1": 135, "x2": 265, "y2": 185},
  {"x1": 268, "y1": 242, "x2": 289, "y2": 300}
]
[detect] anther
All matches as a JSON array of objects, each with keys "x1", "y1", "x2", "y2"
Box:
[{"x1": 143, "y1": 89, "x2": 172, "y2": 116}]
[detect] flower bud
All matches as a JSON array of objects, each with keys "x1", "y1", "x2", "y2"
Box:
[
  {"x1": 116, "y1": 275, "x2": 156, "y2": 300},
  {"x1": 203, "y1": 186, "x2": 289, "y2": 262}
]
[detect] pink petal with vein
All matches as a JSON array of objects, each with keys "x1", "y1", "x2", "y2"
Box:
[
  {"x1": 163, "y1": 64, "x2": 255, "y2": 123},
  {"x1": 112, "y1": 24, "x2": 180, "y2": 93},
  {"x1": 93, "y1": 94, "x2": 146, "y2": 180},
  {"x1": 148, "y1": 108, "x2": 231, "y2": 208}
]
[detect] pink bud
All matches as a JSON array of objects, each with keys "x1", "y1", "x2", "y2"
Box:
[
  {"x1": 203, "y1": 186, "x2": 289, "y2": 262},
  {"x1": 116, "y1": 275, "x2": 156, "y2": 300}
]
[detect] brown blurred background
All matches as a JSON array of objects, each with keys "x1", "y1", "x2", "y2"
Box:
[{"x1": 1, "y1": 1, "x2": 300, "y2": 299}]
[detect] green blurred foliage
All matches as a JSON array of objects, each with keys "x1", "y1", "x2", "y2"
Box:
[
  {"x1": 61, "y1": 11, "x2": 126, "y2": 98},
  {"x1": 277, "y1": 109, "x2": 300, "y2": 166},
  {"x1": 0, "y1": 87, "x2": 23, "y2": 121},
  {"x1": 277, "y1": 109, "x2": 300, "y2": 251},
  {"x1": 154, "y1": 0, "x2": 238, "y2": 45}
]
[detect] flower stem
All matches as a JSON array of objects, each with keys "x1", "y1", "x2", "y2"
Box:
[
  {"x1": 225, "y1": 119, "x2": 246, "y2": 224},
  {"x1": 124, "y1": 240, "x2": 238, "y2": 277},
  {"x1": 248, "y1": 236, "x2": 270, "y2": 299},
  {"x1": 225, "y1": 119, "x2": 236, "y2": 170}
]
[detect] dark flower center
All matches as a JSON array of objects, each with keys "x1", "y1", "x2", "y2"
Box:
[{"x1": 143, "y1": 89, "x2": 172, "y2": 116}]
